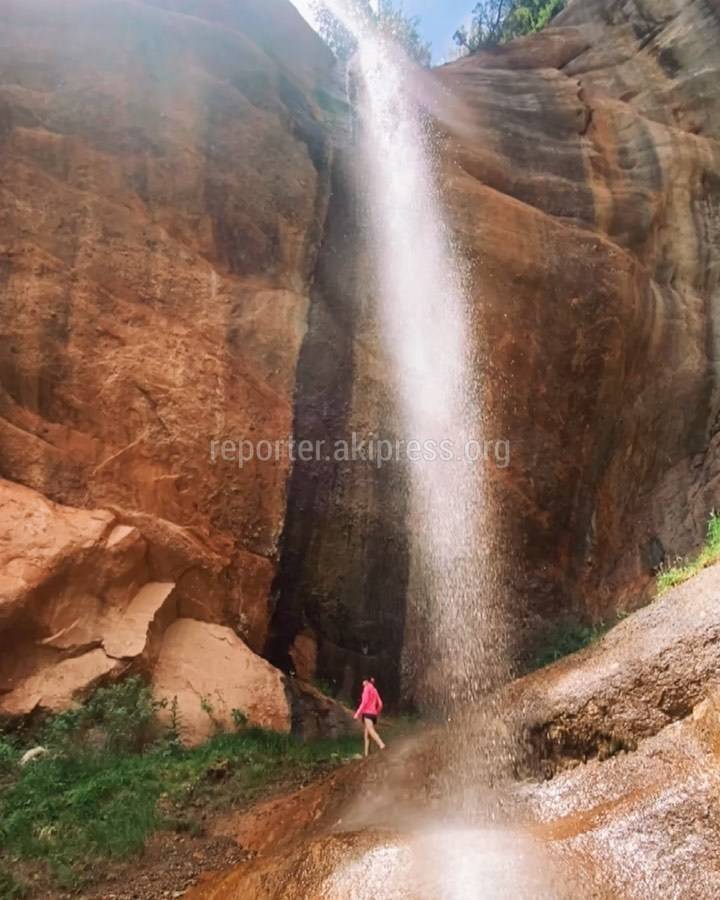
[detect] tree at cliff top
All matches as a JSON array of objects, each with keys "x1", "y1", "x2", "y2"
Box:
[
  {"x1": 311, "y1": 0, "x2": 432, "y2": 65},
  {"x1": 454, "y1": 0, "x2": 564, "y2": 51}
]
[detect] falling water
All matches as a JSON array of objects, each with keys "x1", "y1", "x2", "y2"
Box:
[
  {"x1": 308, "y1": 16, "x2": 566, "y2": 895},
  {"x1": 286, "y1": 4, "x2": 563, "y2": 894},
  {"x1": 323, "y1": 3, "x2": 509, "y2": 730}
]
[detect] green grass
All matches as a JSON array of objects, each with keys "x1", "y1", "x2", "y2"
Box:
[
  {"x1": 656, "y1": 512, "x2": 720, "y2": 595},
  {"x1": 0, "y1": 868, "x2": 29, "y2": 899},
  {"x1": 0, "y1": 682, "x2": 358, "y2": 895},
  {"x1": 531, "y1": 620, "x2": 613, "y2": 670},
  {"x1": 529, "y1": 513, "x2": 720, "y2": 672}
]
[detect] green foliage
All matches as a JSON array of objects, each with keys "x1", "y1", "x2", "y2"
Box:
[
  {"x1": 657, "y1": 511, "x2": 720, "y2": 595},
  {"x1": 0, "y1": 735, "x2": 19, "y2": 774},
  {"x1": 312, "y1": 0, "x2": 432, "y2": 66},
  {"x1": 532, "y1": 512, "x2": 720, "y2": 669},
  {"x1": 454, "y1": 0, "x2": 565, "y2": 52},
  {"x1": 41, "y1": 677, "x2": 163, "y2": 754},
  {"x1": 0, "y1": 682, "x2": 357, "y2": 894},
  {"x1": 0, "y1": 869, "x2": 29, "y2": 899},
  {"x1": 0, "y1": 752, "x2": 161, "y2": 888},
  {"x1": 532, "y1": 620, "x2": 611, "y2": 670},
  {"x1": 312, "y1": 676, "x2": 336, "y2": 696}
]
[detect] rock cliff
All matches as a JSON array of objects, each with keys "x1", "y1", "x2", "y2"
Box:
[
  {"x1": 1, "y1": 0, "x2": 720, "y2": 709},
  {"x1": 269, "y1": 0, "x2": 720, "y2": 685},
  {"x1": 0, "y1": 0, "x2": 340, "y2": 717},
  {"x1": 435, "y1": 0, "x2": 720, "y2": 640}
]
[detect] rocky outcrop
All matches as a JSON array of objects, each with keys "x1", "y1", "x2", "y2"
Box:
[
  {"x1": 152, "y1": 619, "x2": 291, "y2": 744},
  {"x1": 0, "y1": 478, "x2": 274, "y2": 722},
  {"x1": 504, "y1": 563, "x2": 720, "y2": 772},
  {"x1": 0, "y1": 0, "x2": 336, "y2": 656}
]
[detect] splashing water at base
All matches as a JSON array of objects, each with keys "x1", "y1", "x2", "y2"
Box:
[{"x1": 321, "y1": 827, "x2": 565, "y2": 899}]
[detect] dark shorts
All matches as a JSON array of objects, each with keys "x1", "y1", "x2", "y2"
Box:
[{"x1": 362, "y1": 714, "x2": 377, "y2": 724}]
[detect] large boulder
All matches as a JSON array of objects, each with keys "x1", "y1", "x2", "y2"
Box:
[
  {"x1": 1, "y1": 478, "x2": 219, "y2": 717},
  {"x1": 506, "y1": 563, "x2": 720, "y2": 772},
  {"x1": 152, "y1": 619, "x2": 291, "y2": 745}
]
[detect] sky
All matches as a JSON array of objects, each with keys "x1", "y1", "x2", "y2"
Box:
[
  {"x1": 290, "y1": 0, "x2": 475, "y2": 64},
  {"x1": 403, "y1": 0, "x2": 475, "y2": 62}
]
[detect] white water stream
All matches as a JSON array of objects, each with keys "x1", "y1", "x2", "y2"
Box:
[
  {"x1": 285, "y1": 3, "x2": 563, "y2": 895},
  {"x1": 317, "y1": 0, "x2": 506, "y2": 718}
]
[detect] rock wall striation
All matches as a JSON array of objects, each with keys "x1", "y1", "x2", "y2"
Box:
[{"x1": 2, "y1": 0, "x2": 720, "y2": 705}]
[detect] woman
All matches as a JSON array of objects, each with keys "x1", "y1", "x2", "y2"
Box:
[{"x1": 353, "y1": 677, "x2": 386, "y2": 757}]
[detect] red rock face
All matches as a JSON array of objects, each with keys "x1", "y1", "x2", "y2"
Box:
[
  {"x1": 269, "y1": 0, "x2": 720, "y2": 680},
  {"x1": 2, "y1": 0, "x2": 720, "y2": 704},
  {"x1": 0, "y1": 0, "x2": 335, "y2": 652},
  {"x1": 432, "y1": 0, "x2": 720, "y2": 636}
]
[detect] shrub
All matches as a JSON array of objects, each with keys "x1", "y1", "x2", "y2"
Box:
[
  {"x1": 532, "y1": 620, "x2": 610, "y2": 670},
  {"x1": 657, "y1": 511, "x2": 720, "y2": 594},
  {"x1": 454, "y1": 0, "x2": 565, "y2": 52},
  {"x1": 41, "y1": 677, "x2": 164, "y2": 754}
]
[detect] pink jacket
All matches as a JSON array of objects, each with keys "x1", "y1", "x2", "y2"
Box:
[{"x1": 354, "y1": 682, "x2": 383, "y2": 719}]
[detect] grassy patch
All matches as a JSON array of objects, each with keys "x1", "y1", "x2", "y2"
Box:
[
  {"x1": 0, "y1": 681, "x2": 358, "y2": 894},
  {"x1": 532, "y1": 621, "x2": 610, "y2": 669},
  {"x1": 656, "y1": 512, "x2": 720, "y2": 595},
  {"x1": 531, "y1": 619, "x2": 617, "y2": 671},
  {"x1": 0, "y1": 868, "x2": 29, "y2": 899}
]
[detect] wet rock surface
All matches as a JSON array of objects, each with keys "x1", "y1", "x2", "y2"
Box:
[
  {"x1": 508, "y1": 563, "x2": 720, "y2": 772},
  {"x1": 184, "y1": 570, "x2": 720, "y2": 898},
  {"x1": 524, "y1": 699, "x2": 720, "y2": 899}
]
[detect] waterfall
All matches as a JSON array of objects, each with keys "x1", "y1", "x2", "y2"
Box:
[
  {"x1": 287, "y1": 5, "x2": 562, "y2": 895},
  {"x1": 323, "y1": 2, "x2": 508, "y2": 724}
]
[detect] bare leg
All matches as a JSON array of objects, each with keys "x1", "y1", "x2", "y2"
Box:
[
  {"x1": 366, "y1": 719, "x2": 385, "y2": 750},
  {"x1": 363, "y1": 719, "x2": 370, "y2": 757}
]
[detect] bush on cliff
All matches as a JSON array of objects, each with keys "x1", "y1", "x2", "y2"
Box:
[
  {"x1": 454, "y1": 0, "x2": 565, "y2": 52},
  {"x1": 531, "y1": 619, "x2": 612, "y2": 670},
  {"x1": 312, "y1": 0, "x2": 432, "y2": 65},
  {"x1": 657, "y1": 511, "x2": 720, "y2": 594}
]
